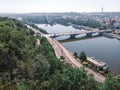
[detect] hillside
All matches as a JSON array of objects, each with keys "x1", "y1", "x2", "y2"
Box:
[{"x1": 0, "y1": 17, "x2": 120, "y2": 90}]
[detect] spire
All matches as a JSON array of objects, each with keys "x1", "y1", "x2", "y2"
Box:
[{"x1": 101, "y1": 7, "x2": 104, "y2": 13}]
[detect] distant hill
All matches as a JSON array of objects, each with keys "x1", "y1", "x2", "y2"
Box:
[{"x1": 0, "y1": 12, "x2": 120, "y2": 17}]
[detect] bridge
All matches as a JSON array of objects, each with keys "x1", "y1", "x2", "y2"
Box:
[{"x1": 49, "y1": 30, "x2": 112, "y2": 38}]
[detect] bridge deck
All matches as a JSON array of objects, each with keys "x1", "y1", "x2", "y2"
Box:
[{"x1": 49, "y1": 30, "x2": 112, "y2": 37}]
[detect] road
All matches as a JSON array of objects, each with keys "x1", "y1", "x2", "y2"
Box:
[{"x1": 26, "y1": 25, "x2": 106, "y2": 83}]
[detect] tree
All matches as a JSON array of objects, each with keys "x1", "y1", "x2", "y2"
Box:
[
  {"x1": 60, "y1": 56, "x2": 64, "y2": 59},
  {"x1": 48, "y1": 66, "x2": 99, "y2": 90},
  {"x1": 79, "y1": 52, "x2": 87, "y2": 62},
  {"x1": 102, "y1": 75, "x2": 120, "y2": 90},
  {"x1": 73, "y1": 52, "x2": 78, "y2": 58},
  {"x1": 33, "y1": 54, "x2": 50, "y2": 82}
]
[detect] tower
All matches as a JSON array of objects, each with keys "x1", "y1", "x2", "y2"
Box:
[{"x1": 101, "y1": 7, "x2": 104, "y2": 13}]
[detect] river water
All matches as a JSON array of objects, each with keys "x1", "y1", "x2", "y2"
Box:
[{"x1": 37, "y1": 24, "x2": 120, "y2": 74}]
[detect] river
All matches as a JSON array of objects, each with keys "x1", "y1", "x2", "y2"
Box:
[{"x1": 37, "y1": 24, "x2": 120, "y2": 74}]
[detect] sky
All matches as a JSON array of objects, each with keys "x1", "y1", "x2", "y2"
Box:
[{"x1": 0, "y1": 0, "x2": 119, "y2": 13}]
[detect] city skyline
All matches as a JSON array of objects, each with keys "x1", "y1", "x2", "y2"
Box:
[{"x1": 0, "y1": 0, "x2": 119, "y2": 13}]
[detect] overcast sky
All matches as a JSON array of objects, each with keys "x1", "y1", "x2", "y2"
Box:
[{"x1": 0, "y1": 0, "x2": 119, "y2": 13}]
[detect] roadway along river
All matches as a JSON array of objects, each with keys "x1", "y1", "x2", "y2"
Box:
[{"x1": 37, "y1": 24, "x2": 120, "y2": 74}]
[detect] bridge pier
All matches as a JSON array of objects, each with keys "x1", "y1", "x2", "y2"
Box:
[
  {"x1": 99, "y1": 32, "x2": 105, "y2": 35},
  {"x1": 51, "y1": 35, "x2": 58, "y2": 38},
  {"x1": 86, "y1": 33, "x2": 92, "y2": 37},
  {"x1": 52, "y1": 36, "x2": 57, "y2": 38},
  {"x1": 70, "y1": 34, "x2": 77, "y2": 39}
]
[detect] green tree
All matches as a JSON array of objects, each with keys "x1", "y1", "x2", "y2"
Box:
[
  {"x1": 60, "y1": 56, "x2": 64, "y2": 59},
  {"x1": 102, "y1": 75, "x2": 120, "y2": 90},
  {"x1": 73, "y1": 52, "x2": 78, "y2": 58},
  {"x1": 79, "y1": 52, "x2": 87, "y2": 62},
  {"x1": 48, "y1": 66, "x2": 99, "y2": 90}
]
